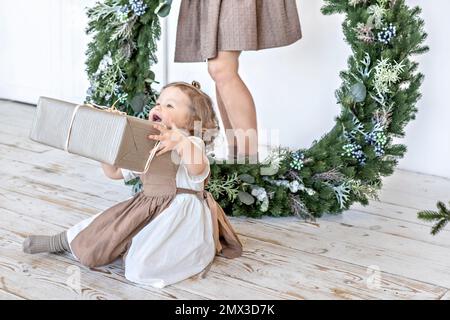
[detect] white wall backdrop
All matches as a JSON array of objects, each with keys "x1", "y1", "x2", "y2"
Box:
[
  {"x1": 0, "y1": 0, "x2": 167, "y2": 104},
  {"x1": 0, "y1": 0, "x2": 449, "y2": 178}
]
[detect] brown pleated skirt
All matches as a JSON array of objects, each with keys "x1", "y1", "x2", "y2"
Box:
[{"x1": 174, "y1": 0, "x2": 302, "y2": 63}]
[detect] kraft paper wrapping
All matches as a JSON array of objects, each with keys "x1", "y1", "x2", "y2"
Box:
[{"x1": 29, "y1": 96, "x2": 161, "y2": 172}]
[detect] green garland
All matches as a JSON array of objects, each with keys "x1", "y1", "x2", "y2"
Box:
[
  {"x1": 84, "y1": 0, "x2": 171, "y2": 117},
  {"x1": 84, "y1": 0, "x2": 428, "y2": 219}
]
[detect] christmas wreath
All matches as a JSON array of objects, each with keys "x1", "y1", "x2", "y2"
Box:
[{"x1": 84, "y1": 0, "x2": 428, "y2": 219}]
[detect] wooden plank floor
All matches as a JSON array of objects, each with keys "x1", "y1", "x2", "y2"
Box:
[{"x1": 1, "y1": 100, "x2": 449, "y2": 300}]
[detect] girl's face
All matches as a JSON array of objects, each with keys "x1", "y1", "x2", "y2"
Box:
[{"x1": 149, "y1": 86, "x2": 192, "y2": 129}]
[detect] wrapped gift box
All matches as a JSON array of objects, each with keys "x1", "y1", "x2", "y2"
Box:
[{"x1": 29, "y1": 96, "x2": 161, "y2": 172}]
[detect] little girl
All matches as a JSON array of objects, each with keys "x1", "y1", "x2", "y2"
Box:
[{"x1": 22, "y1": 81, "x2": 243, "y2": 288}]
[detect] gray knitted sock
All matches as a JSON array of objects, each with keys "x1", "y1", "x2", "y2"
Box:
[{"x1": 22, "y1": 231, "x2": 70, "y2": 254}]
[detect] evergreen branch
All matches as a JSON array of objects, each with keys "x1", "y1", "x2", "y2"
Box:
[
  {"x1": 417, "y1": 201, "x2": 450, "y2": 235},
  {"x1": 206, "y1": 172, "x2": 240, "y2": 202}
]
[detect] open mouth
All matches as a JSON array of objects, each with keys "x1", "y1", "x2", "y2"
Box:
[{"x1": 152, "y1": 114, "x2": 162, "y2": 122}]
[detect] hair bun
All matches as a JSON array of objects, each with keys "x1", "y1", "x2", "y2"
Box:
[{"x1": 191, "y1": 80, "x2": 201, "y2": 90}]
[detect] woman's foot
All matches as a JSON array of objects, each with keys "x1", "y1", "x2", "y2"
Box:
[
  {"x1": 227, "y1": 143, "x2": 238, "y2": 161},
  {"x1": 236, "y1": 152, "x2": 259, "y2": 164},
  {"x1": 228, "y1": 143, "x2": 259, "y2": 164}
]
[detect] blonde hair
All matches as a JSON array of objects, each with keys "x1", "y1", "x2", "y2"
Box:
[{"x1": 160, "y1": 81, "x2": 220, "y2": 150}]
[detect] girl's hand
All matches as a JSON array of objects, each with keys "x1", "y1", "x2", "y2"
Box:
[{"x1": 148, "y1": 122, "x2": 190, "y2": 157}]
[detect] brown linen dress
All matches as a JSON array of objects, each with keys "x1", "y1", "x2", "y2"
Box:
[
  {"x1": 69, "y1": 148, "x2": 243, "y2": 278},
  {"x1": 174, "y1": 0, "x2": 303, "y2": 62}
]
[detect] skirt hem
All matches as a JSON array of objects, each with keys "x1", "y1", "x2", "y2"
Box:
[{"x1": 174, "y1": 33, "x2": 302, "y2": 63}]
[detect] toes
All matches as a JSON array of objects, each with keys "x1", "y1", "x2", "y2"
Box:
[{"x1": 22, "y1": 237, "x2": 32, "y2": 253}]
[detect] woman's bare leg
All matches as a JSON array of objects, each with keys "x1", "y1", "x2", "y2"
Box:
[
  {"x1": 214, "y1": 85, "x2": 237, "y2": 159},
  {"x1": 208, "y1": 51, "x2": 258, "y2": 162}
]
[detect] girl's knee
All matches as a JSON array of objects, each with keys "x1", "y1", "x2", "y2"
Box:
[
  {"x1": 73, "y1": 250, "x2": 103, "y2": 268},
  {"x1": 79, "y1": 257, "x2": 100, "y2": 268}
]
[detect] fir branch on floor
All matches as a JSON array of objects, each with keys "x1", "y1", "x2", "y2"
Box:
[{"x1": 418, "y1": 201, "x2": 450, "y2": 235}]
